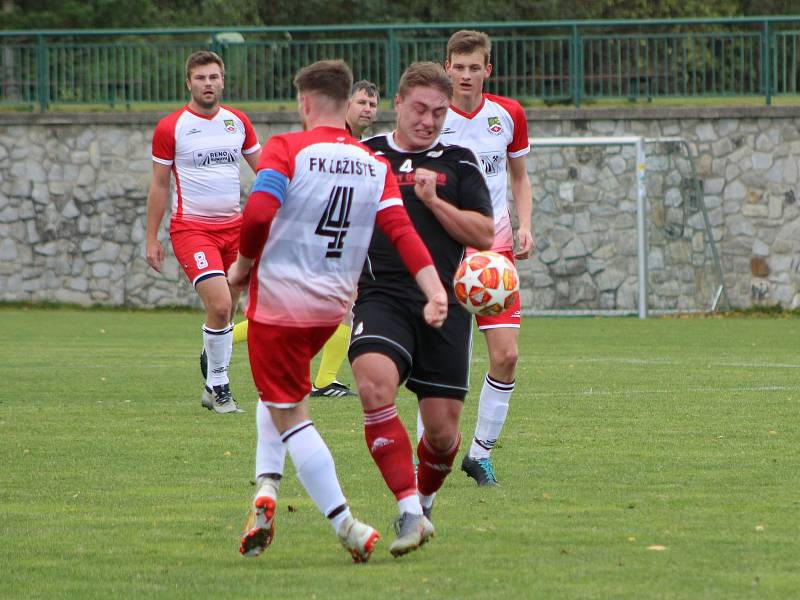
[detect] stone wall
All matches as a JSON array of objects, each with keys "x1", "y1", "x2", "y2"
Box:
[
  {"x1": 1, "y1": 106, "x2": 798, "y2": 311},
  {"x1": 525, "y1": 106, "x2": 800, "y2": 311}
]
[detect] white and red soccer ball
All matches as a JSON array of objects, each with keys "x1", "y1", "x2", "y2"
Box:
[{"x1": 453, "y1": 251, "x2": 520, "y2": 316}]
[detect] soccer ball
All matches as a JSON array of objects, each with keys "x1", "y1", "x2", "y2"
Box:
[{"x1": 453, "y1": 251, "x2": 519, "y2": 316}]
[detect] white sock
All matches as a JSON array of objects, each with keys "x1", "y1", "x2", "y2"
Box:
[
  {"x1": 256, "y1": 401, "x2": 286, "y2": 480},
  {"x1": 331, "y1": 508, "x2": 353, "y2": 534},
  {"x1": 398, "y1": 494, "x2": 423, "y2": 516},
  {"x1": 469, "y1": 373, "x2": 514, "y2": 460},
  {"x1": 255, "y1": 476, "x2": 280, "y2": 502},
  {"x1": 418, "y1": 491, "x2": 436, "y2": 511},
  {"x1": 224, "y1": 321, "x2": 234, "y2": 369},
  {"x1": 203, "y1": 323, "x2": 233, "y2": 388},
  {"x1": 282, "y1": 421, "x2": 347, "y2": 527},
  {"x1": 416, "y1": 409, "x2": 424, "y2": 443}
]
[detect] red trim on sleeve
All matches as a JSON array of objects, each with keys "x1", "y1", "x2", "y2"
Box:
[
  {"x1": 151, "y1": 109, "x2": 181, "y2": 162},
  {"x1": 507, "y1": 101, "x2": 529, "y2": 154},
  {"x1": 376, "y1": 204, "x2": 434, "y2": 276},
  {"x1": 239, "y1": 191, "x2": 281, "y2": 259}
]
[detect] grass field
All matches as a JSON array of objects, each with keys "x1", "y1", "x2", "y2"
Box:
[{"x1": 1, "y1": 307, "x2": 798, "y2": 599}]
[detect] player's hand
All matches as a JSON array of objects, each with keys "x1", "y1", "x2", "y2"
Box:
[
  {"x1": 413, "y1": 168, "x2": 439, "y2": 207},
  {"x1": 227, "y1": 259, "x2": 251, "y2": 290},
  {"x1": 146, "y1": 239, "x2": 164, "y2": 272},
  {"x1": 514, "y1": 227, "x2": 534, "y2": 260},
  {"x1": 423, "y1": 291, "x2": 448, "y2": 328}
]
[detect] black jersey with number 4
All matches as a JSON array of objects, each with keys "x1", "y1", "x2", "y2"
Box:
[{"x1": 359, "y1": 133, "x2": 493, "y2": 305}]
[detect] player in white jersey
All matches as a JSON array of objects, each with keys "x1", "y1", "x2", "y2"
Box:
[
  {"x1": 308, "y1": 79, "x2": 382, "y2": 397},
  {"x1": 216, "y1": 80, "x2": 381, "y2": 398},
  {"x1": 227, "y1": 60, "x2": 447, "y2": 562},
  {"x1": 146, "y1": 51, "x2": 260, "y2": 414},
  {"x1": 438, "y1": 30, "x2": 534, "y2": 486}
]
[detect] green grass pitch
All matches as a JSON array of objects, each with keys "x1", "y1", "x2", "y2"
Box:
[{"x1": 1, "y1": 307, "x2": 798, "y2": 599}]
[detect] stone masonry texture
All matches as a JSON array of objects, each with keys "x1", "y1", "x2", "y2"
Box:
[{"x1": 0, "y1": 107, "x2": 798, "y2": 311}]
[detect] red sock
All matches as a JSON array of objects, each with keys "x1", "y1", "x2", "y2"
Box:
[
  {"x1": 363, "y1": 404, "x2": 416, "y2": 501},
  {"x1": 416, "y1": 433, "x2": 461, "y2": 496}
]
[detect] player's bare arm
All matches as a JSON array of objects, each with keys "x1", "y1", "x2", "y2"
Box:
[
  {"x1": 145, "y1": 162, "x2": 172, "y2": 272},
  {"x1": 508, "y1": 154, "x2": 534, "y2": 259},
  {"x1": 227, "y1": 254, "x2": 254, "y2": 290},
  {"x1": 413, "y1": 264, "x2": 448, "y2": 328},
  {"x1": 414, "y1": 168, "x2": 494, "y2": 250},
  {"x1": 244, "y1": 150, "x2": 261, "y2": 174}
]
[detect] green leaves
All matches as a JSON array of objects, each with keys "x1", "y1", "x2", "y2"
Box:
[{"x1": 0, "y1": 0, "x2": 787, "y2": 30}]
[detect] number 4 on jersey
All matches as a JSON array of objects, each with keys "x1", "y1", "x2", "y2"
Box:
[{"x1": 315, "y1": 185, "x2": 353, "y2": 258}]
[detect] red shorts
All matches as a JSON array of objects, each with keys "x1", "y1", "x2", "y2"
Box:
[
  {"x1": 248, "y1": 320, "x2": 338, "y2": 407},
  {"x1": 470, "y1": 249, "x2": 522, "y2": 330},
  {"x1": 170, "y1": 218, "x2": 240, "y2": 286}
]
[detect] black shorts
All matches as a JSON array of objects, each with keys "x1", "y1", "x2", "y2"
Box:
[{"x1": 349, "y1": 292, "x2": 473, "y2": 401}]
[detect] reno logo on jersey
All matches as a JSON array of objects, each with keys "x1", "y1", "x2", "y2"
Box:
[
  {"x1": 194, "y1": 147, "x2": 240, "y2": 167},
  {"x1": 487, "y1": 116, "x2": 503, "y2": 135}
]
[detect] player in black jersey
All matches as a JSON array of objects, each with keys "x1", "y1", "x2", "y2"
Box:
[{"x1": 348, "y1": 62, "x2": 494, "y2": 557}]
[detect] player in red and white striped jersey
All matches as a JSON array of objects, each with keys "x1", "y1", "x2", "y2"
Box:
[
  {"x1": 227, "y1": 60, "x2": 447, "y2": 562},
  {"x1": 224, "y1": 81, "x2": 381, "y2": 398},
  {"x1": 146, "y1": 51, "x2": 261, "y2": 415},
  {"x1": 308, "y1": 79, "x2": 382, "y2": 398},
  {"x1": 438, "y1": 30, "x2": 535, "y2": 486}
]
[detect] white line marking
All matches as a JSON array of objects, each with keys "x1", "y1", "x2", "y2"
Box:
[{"x1": 533, "y1": 385, "x2": 800, "y2": 399}]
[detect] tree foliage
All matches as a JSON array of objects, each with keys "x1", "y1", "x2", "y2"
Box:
[
  {"x1": 2, "y1": 0, "x2": 800, "y2": 30},
  {"x1": 2, "y1": 0, "x2": 262, "y2": 29}
]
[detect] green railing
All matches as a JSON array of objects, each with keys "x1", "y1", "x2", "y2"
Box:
[{"x1": 2, "y1": 17, "x2": 800, "y2": 111}]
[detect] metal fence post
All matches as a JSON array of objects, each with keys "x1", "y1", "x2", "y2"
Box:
[
  {"x1": 762, "y1": 20, "x2": 772, "y2": 105},
  {"x1": 386, "y1": 28, "x2": 399, "y2": 99},
  {"x1": 635, "y1": 137, "x2": 648, "y2": 319},
  {"x1": 571, "y1": 25, "x2": 582, "y2": 107},
  {"x1": 36, "y1": 34, "x2": 48, "y2": 112}
]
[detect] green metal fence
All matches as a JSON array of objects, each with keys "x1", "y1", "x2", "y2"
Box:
[{"x1": 2, "y1": 17, "x2": 800, "y2": 111}]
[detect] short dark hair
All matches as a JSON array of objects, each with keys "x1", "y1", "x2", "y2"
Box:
[
  {"x1": 447, "y1": 30, "x2": 491, "y2": 65},
  {"x1": 293, "y1": 60, "x2": 353, "y2": 104},
  {"x1": 397, "y1": 62, "x2": 453, "y2": 100},
  {"x1": 185, "y1": 51, "x2": 225, "y2": 81},
  {"x1": 351, "y1": 80, "x2": 380, "y2": 102}
]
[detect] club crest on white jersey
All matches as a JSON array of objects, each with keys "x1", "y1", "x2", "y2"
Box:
[
  {"x1": 152, "y1": 105, "x2": 260, "y2": 223},
  {"x1": 440, "y1": 94, "x2": 529, "y2": 252}
]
